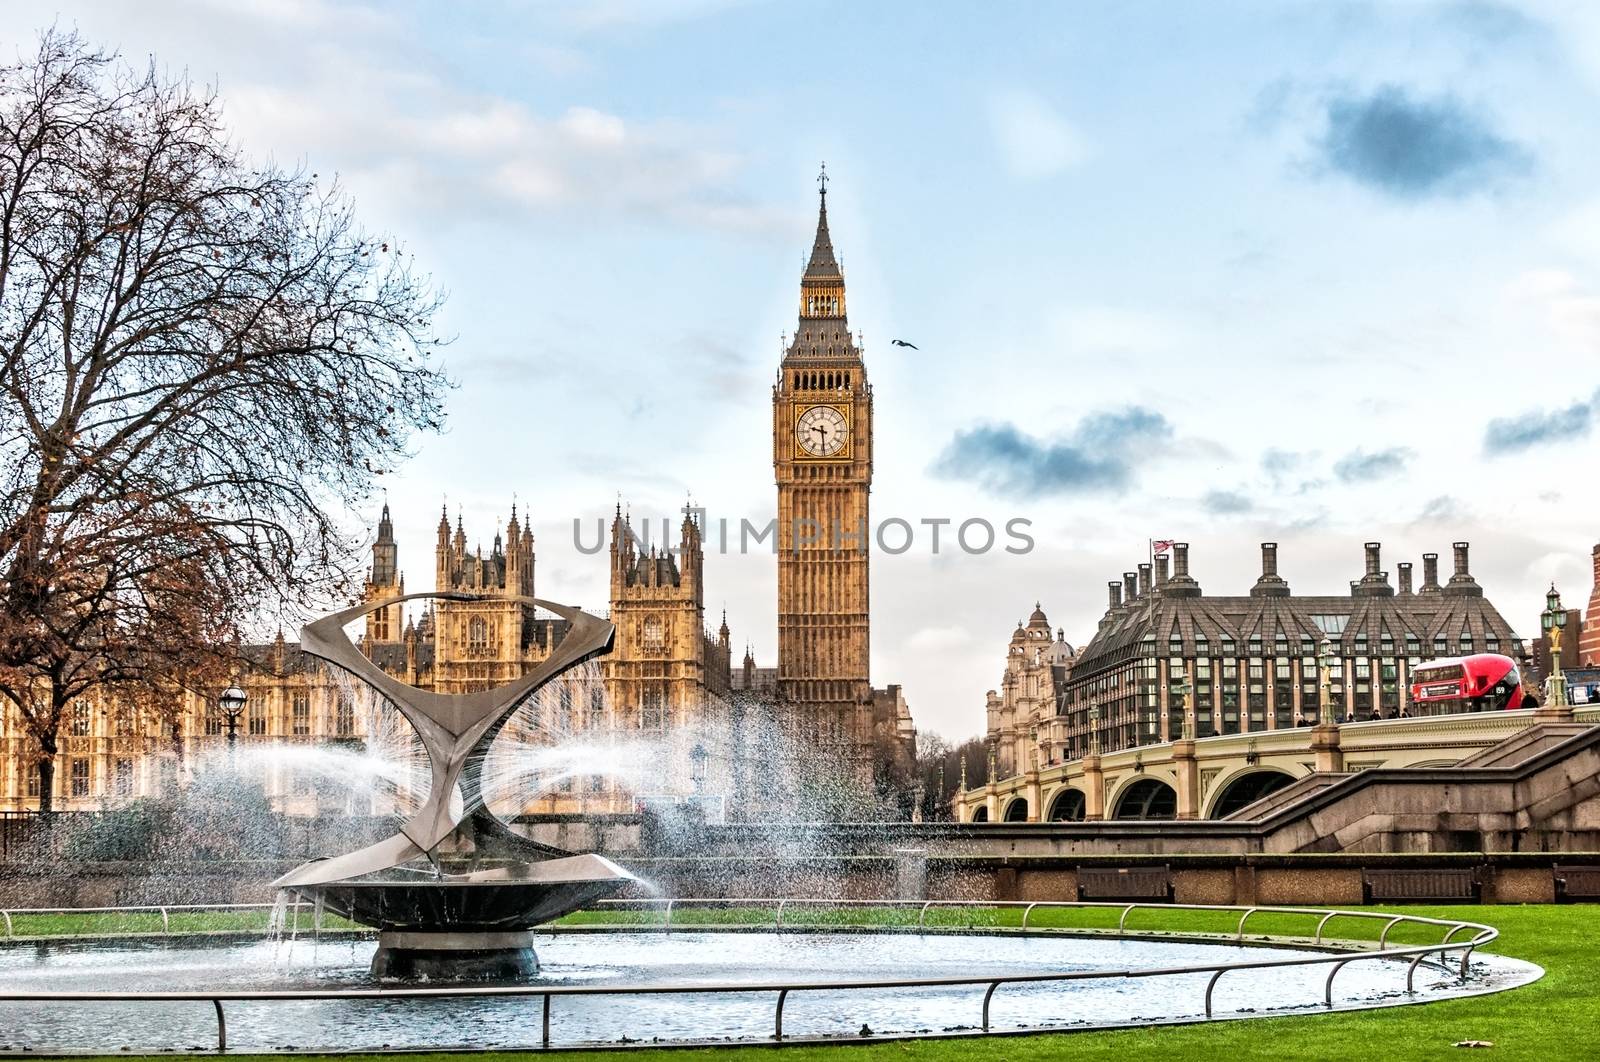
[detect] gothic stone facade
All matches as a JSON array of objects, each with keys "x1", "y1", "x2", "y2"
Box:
[
  {"x1": 772, "y1": 178, "x2": 879, "y2": 784},
  {"x1": 0, "y1": 502, "x2": 734, "y2": 814}
]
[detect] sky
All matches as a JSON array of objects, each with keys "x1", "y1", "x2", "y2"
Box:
[{"x1": 11, "y1": 0, "x2": 1600, "y2": 741}]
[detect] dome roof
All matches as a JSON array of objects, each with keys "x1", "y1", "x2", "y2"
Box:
[
  {"x1": 1027, "y1": 601, "x2": 1050, "y2": 628},
  {"x1": 1010, "y1": 623, "x2": 1026, "y2": 645}
]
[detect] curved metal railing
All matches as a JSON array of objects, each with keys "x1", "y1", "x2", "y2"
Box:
[{"x1": 0, "y1": 898, "x2": 1501, "y2": 1051}]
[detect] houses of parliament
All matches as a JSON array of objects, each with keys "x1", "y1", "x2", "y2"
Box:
[{"x1": 0, "y1": 176, "x2": 918, "y2": 817}]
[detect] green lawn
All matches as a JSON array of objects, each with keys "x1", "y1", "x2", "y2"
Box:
[
  {"x1": 20, "y1": 903, "x2": 1596, "y2": 1060},
  {"x1": 2, "y1": 908, "x2": 362, "y2": 937}
]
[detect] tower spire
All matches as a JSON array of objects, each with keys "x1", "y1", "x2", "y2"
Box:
[{"x1": 805, "y1": 162, "x2": 840, "y2": 280}]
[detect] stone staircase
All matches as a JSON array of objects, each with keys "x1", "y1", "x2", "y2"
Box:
[
  {"x1": 1242, "y1": 721, "x2": 1600, "y2": 853},
  {"x1": 1452, "y1": 721, "x2": 1592, "y2": 769},
  {"x1": 1220, "y1": 773, "x2": 1342, "y2": 821}
]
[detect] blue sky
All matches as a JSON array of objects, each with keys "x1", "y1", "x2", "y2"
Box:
[{"x1": 16, "y1": 0, "x2": 1600, "y2": 739}]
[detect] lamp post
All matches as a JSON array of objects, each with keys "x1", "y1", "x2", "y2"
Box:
[
  {"x1": 689, "y1": 742, "x2": 708, "y2": 794},
  {"x1": 1541, "y1": 584, "x2": 1570, "y2": 710},
  {"x1": 1318, "y1": 635, "x2": 1335, "y2": 725},
  {"x1": 1174, "y1": 681, "x2": 1195, "y2": 739},
  {"x1": 218, "y1": 683, "x2": 247, "y2": 765}
]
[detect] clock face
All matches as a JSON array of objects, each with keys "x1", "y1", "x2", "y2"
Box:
[{"x1": 796, "y1": 404, "x2": 849, "y2": 457}]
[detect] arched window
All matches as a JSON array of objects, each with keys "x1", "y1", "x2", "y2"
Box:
[
  {"x1": 1048, "y1": 788, "x2": 1087, "y2": 821},
  {"x1": 643, "y1": 616, "x2": 664, "y2": 651},
  {"x1": 1113, "y1": 778, "x2": 1177, "y2": 820},
  {"x1": 468, "y1": 617, "x2": 488, "y2": 652},
  {"x1": 641, "y1": 689, "x2": 666, "y2": 729},
  {"x1": 1210, "y1": 770, "x2": 1295, "y2": 818}
]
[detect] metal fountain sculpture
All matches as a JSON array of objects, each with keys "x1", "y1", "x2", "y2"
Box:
[{"x1": 272, "y1": 592, "x2": 635, "y2": 981}]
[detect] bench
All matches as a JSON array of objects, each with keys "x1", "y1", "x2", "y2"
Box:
[
  {"x1": 1553, "y1": 865, "x2": 1600, "y2": 902},
  {"x1": 1077, "y1": 865, "x2": 1174, "y2": 903},
  {"x1": 1362, "y1": 868, "x2": 1480, "y2": 904}
]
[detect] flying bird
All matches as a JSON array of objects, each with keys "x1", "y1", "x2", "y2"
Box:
[{"x1": 891, "y1": 339, "x2": 919, "y2": 349}]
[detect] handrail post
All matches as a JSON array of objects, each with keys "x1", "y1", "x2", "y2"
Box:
[
  {"x1": 918, "y1": 901, "x2": 931, "y2": 931},
  {"x1": 664, "y1": 899, "x2": 674, "y2": 934},
  {"x1": 1314, "y1": 911, "x2": 1336, "y2": 944},
  {"x1": 776, "y1": 899, "x2": 785, "y2": 929},
  {"x1": 981, "y1": 980, "x2": 1000, "y2": 1032},
  {"x1": 160, "y1": 907, "x2": 170, "y2": 935},
  {"x1": 1406, "y1": 952, "x2": 1427, "y2": 993},
  {"x1": 213, "y1": 999, "x2": 226, "y2": 1052},
  {"x1": 1324, "y1": 957, "x2": 1354, "y2": 1007},
  {"x1": 1204, "y1": 969, "x2": 1225, "y2": 1017},
  {"x1": 542, "y1": 992, "x2": 551, "y2": 1047},
  {"x1": 1235, "y1": 908, "x2": 1256, "y2": 939},
  {"x1": 1022, "y1": 902, "x2": 1037, "y2": 930},
  {"x1": 1119, "y1": 903, "x2": 1137, "y2": 932},
  {"x1": 774, "y1": 988, "x2": 788, "y2": 1041},
  {"x1": 1378, "y1": 915, "x2": 1404, "y2": 949},
  {"x1": 1, "y1": 910, "x2": 11, "y2": 939},
  {"x1": 1459, "y1": 945, "x2": 1475, "y2": 980}
]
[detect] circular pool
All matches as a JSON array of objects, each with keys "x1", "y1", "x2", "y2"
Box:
[{"x1": 0, "y1": 924, "x2": 1539, "y2": 1052}]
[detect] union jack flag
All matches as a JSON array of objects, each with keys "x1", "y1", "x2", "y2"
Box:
[{"x1": 1151, "y1": 540, "x2": 1174, "y2": 554}]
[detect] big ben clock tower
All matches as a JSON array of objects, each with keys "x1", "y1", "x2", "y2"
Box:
[{"x1": 773, "y1": 166, "x2": 874, "y2": 782}]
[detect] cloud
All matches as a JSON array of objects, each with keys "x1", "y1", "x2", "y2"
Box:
[
  {"x1": 931, "y1": 407, "x2": 1172, "y2": 498},
  {"x1": 1483, "y1": 390, "x2": 1598, "y2": 454},
  {"x1": 988, "y1": 89, "x2": 1091, "y2": 179},
  {"x1": 48, "y1": 0, "x2": 787, "y2": 235},
  {"x1": 1313, "y1": 85, "x2": 1530, "y2": 199},
  {"x1": 1333, "y1": 446, "x2": 1411, "y2": 482},
  {"x1": 1261, "y1": 447, "x2": 1312, "y2": 484},
  {"x1": 1415, "y1": 495, "x2": 1467, "y2": 523},
  {"x1": 1202, "y1": 490, "x2": 1254, "y2": 515}
]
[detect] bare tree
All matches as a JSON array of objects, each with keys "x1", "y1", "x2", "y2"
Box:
[{"x1": 0, "y1": 31, "x2": 449, "y2": 809}]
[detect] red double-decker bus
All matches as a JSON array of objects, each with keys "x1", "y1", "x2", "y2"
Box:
[{"x1": 1409, "y1": 654, "x2": 1525, "y2": 714}]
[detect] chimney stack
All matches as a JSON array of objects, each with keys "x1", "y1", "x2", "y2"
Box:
[
  {"x1": 1443, "y1": 541, "x2": 1483, "y2": 597},
  {"x1": 1155, "y1": 553, "x2": 1170, "y2": 588},
  {"x1": 1162, "y1": 541, "x2": 1203, "y2": 597},
  {"x1": 1124, "y1": 572, "x2": 1138, "y2": 603},
  {"x1": 1420, "y1": 552, "x2": 1441, "y2": 595},
  {"x1": 1108, "y1": 581, "x2": 1123, "y2": 611},
  {"x1": 1137, "y1": 563, "x2": 1152, "y2": 598},
  {"x1": 1353, "y1": 541, "x2": 1394, "y2": 597},
  {"x1": 1251, "y1": 541, "x2": 1291, "y2": 597},
  {"x1": 1397, "y1": 561, "x2": 1413, "y2": 595}
]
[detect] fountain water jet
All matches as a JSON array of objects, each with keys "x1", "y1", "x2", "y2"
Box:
[{"x1": 271, "y1": 592, "x2": 636, "y2": 981}]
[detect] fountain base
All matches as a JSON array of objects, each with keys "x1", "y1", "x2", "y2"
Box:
[{"x1": 371, "y1": 930, "x2": 538, "y2": 982}]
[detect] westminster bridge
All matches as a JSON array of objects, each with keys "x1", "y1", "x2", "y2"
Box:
[{"x1": 954, "y1": 704, "x2": 1600, "y2": 824}]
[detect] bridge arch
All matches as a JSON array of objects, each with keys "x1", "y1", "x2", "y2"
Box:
[
  {"x1": 1207, "y1": 768, "x2": 1297, "y2": 819},
  {"x1": 1003, "y1": 797, "x2": 1030, "y2": 822},
  {"x1": 1046, "y1": 787, "x2": 1087, "y2": 821},
  {"x1": 970, "y1": 805, "x2": 989, "y2": 823},
  {"x1": 1111, "y1": 777, "x2": 1177, "y2": 820}
]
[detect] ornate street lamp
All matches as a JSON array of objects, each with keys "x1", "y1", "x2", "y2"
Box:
[
  {"x1": 1541, "y1": 584, "x2": 1569, "y2": 709},
  {"x1": 1174, "y1": 680, "x2": 1195, "y2": 739},
  {"x1": 217, "y1": 683, "x2": 248, "y2": 764},
  {"x1": 689, "y1": 742, "x2": 708, "y2": 794}
]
